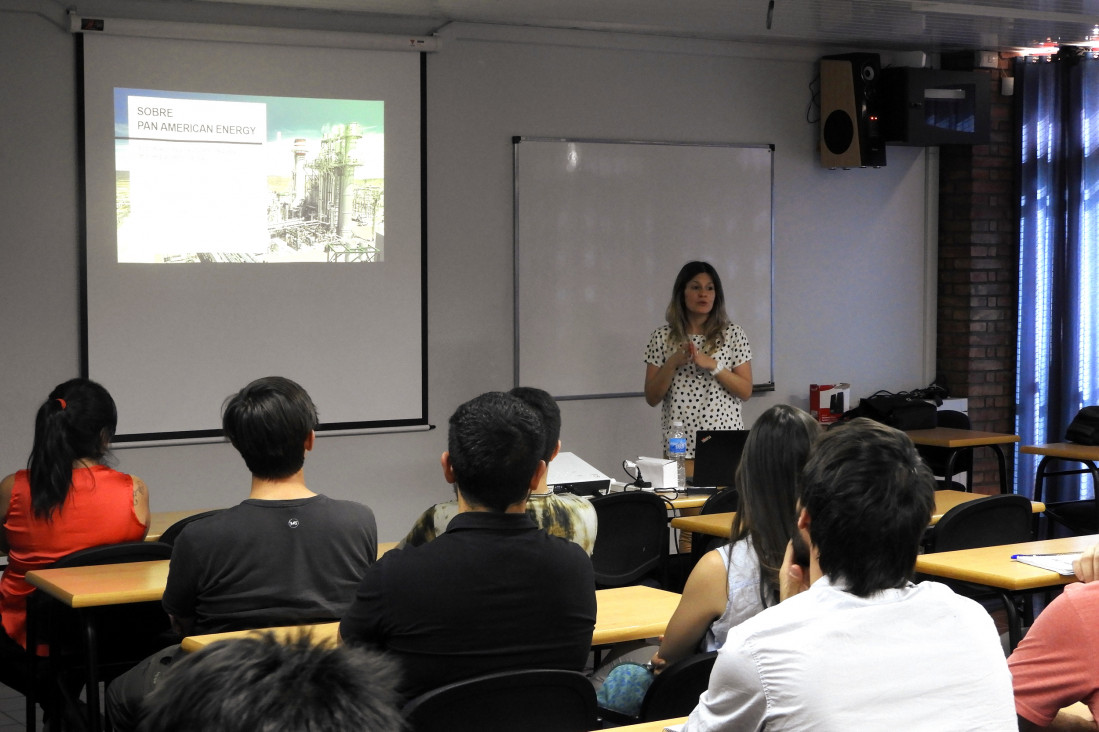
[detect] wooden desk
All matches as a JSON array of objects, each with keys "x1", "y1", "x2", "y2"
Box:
[
  {"x1": 670, "y1": 512, "x2": 735, "y2": 538},
  {"x1": 595, "y1": 717, "x2": 687, "y2": 731},
  {"x1": 182, "y1": 585, "x2": 682, "y2": 653},
  {"x1": 592, "y1": 585, "x2": 681, "y2": 645},
  {"x1": 182, "y1": 621, "x2": 339, "y2": 652},
  {"x1": 1020, "y1": 443, "x2": 1099, "y2": 536},
  {"x1": 915, "y1": 534, "x2": 1096, "y2": 591},
  {"x1": 916, "y1": 534, "x2": 1098, "y2": 651},
  {"x1": 26, "y1": 560, "x2": 171, "y2": 732},
  {"x1": 670, "y1": 492, "x2": 1046, "y2": 541},
  {"x1": 146, "y1": 509, "x2": 215, "y2": 542},
  {"x1": 906, "y1": 427, "x2": 1020, "y2": 493},
  {"x1": 665, "y1": 495, "x2": 708, "y2": 510}
]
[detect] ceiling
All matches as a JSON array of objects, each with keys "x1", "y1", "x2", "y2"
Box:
[
  {"x1": 48, "y1": 0, "x2": 1099, "y2": 53},
  {"x1": 198, "y1": 0, "x2": 1099, "y2": 52}
]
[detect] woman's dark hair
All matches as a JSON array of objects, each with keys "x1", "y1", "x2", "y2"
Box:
[
  {"x1": 26, "y1": 378, "x2": 117, "y2": 521},
  {"x1": 729, "y1": 404, "x2": 821, "y2": 605},
  {"x1": 665, "y1": 261, "x2": 730, "y2": 354}
]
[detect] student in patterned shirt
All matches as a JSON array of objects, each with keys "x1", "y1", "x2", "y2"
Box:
[
  {"x1": 400, "y1": 386, "x2": 597, "y2": 554},
  {"x1": 644, "y1": 261, "x2": 753, "y2": 459}
]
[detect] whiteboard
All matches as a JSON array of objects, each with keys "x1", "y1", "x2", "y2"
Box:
[{"x1": 514, "y1": 138, "x2": 774, "y2": 398}]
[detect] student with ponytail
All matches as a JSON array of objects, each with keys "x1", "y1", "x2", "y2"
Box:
[{"x1": 0, "y1": 378, "x2": 149, "y2": 654}]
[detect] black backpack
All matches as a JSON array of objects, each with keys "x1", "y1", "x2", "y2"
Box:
[{"x1": 1066, "y1": 407, "x2": 1099, "y2": 445}]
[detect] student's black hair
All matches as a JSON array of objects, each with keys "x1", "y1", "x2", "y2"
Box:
[
  {"x1": 221, "y1": 376, "x2": 318, "y2": 480},
  {"x1": 136, "y1": 632, "x2": 402, "y2": 732},
  {"x1": 26, "y1": 378, "x2": 117, "y2": 521},
  {"x1": 447, "y1": 391, "x2": 544, "y2": 512},
  {"x1": 729, "y1": 404, "x2": 822, "y2": 604},
  {"x1": 797, "y1": 417, "x2": 935, "y2": 598},
  {"x1": 508, "y1": 386, "x2": 561, "y2": 462}
]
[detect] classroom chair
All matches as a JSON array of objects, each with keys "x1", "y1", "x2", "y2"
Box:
[
  {"x1": 401, "y1": 669, "x2": 598, "y2": 732},
  {"x1": 919, "y1": 494, "x2": 1033, "y2": 651},
  {"x1": 588, "y1": 492, "x2": 669, "y2": 589}
]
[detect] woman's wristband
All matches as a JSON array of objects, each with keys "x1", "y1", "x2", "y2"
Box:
[{"x1": 711, "y1": 364, "x2": 725, "y2": 377}]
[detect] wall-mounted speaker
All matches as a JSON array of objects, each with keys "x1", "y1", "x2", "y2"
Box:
[{"x1": 820, "y1": 53, "x2": 886, "y2": 168}]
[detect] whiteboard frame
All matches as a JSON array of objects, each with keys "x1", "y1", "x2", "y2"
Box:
[{"x1": 513, "y1": 136, "x2": 775, "y2": 400}]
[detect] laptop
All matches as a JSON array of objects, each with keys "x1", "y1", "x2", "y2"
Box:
[{"x1": 689, "y1": 429, "x2": 750, "y2": 489}]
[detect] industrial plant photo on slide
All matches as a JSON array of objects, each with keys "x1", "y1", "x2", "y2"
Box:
[{"x1": 115, "y1": 88, "x2": 385, "y2": 264}]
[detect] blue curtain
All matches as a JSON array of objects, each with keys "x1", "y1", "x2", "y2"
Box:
[{"x1": 1016, "y1": 54, "x2": 1099, "y2": 500}]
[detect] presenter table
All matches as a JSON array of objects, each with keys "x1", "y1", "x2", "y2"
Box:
[
  {"x1": 1020, "y1": 443, "x2": 1099, "y2": 537},
  {"x1": 181, "y1": 585, "x2": 683, "y2": 653},
  {"x1": 915, "y1": 534, "x2": 1097, "y2": 649},
  {"x1": 905, "y1": 427, "x2": 1020, "y2": 493}
]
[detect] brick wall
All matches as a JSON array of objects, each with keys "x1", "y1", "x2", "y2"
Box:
[{"x1": 936, "y1": 56, "x2": 1018, "y2": 494}]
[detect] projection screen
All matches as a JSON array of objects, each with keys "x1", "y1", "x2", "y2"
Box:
[{"x1": 80, "y1": 25, "x2": 426, "y2": 441}]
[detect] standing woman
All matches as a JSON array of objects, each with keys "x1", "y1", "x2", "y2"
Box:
[
  {"x1": 644, "y1": 261, "x2": 753, "y2": 459},
  {"x1": 0, "y1": 378, "x2": 150, "y2": 654}
]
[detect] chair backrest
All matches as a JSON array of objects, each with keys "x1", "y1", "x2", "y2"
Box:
[
  {"x1": 588, "y1": 491, "x2": 669, "y2": 588},
  {"x1": 930, "y1": 494, "x2": 1033, "y2": 553},
  {"x1": 639, "y1": 651, "x2": 718, "y2": 722},
  {"x1": 917, "y1": 409, "x2": 973, "y2": 477},
  {"x1": 690, "y1": 491, "x2": 737, "y2": 566},
  {"x1": 50, "y1": 540, "x2": 172, "y2": 568},
  {"x1": 401, "y1": 669, "x2": 598, "y2": 732},
  {"x1": 700, "y1": 488, "x2": 738, "y2": 514},
  {"x1": 157, "y1": 509, "x2": 226, "y2": 547}
]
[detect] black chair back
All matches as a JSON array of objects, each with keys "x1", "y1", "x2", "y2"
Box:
[
  {"x1": 401, "y1": 669, "x2": 598, "y2": 732},
  {"x1": 588, "y1": 491, "x2": 669, "y2": 588},
  {"x1": 931, "y1": 494, "x2": 1033, "y2": 552},
  {"x1": 690, "y1": 489, "x2": 738, "y2": 565},
  {"x1": 921, "y1": 494, "x2": 1035, "y2": 651},
  {"x1": 639, "y1": 651, "x2": 718, "y2": 721},
  {"x1": 701, "y1": 488, "x2": 738, "y2": 514},
  {"x1": 157, "y1": 509, "x2": 226, "y2": 547}
]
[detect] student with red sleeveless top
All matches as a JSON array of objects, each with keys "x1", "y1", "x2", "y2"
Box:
[{"x1": 0, "y1": 378, "x2": 149, "y2": 653}]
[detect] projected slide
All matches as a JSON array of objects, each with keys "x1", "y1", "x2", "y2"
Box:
[{"x1": 115, "y1": 89, "x2": 384, "y2": 263}]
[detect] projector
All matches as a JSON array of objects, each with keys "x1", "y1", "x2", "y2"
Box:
[{"x1": 547, "y1": 452, "x2": 611, "y2": 497}]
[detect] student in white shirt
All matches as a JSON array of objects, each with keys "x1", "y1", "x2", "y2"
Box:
[{"x1": 683, "y1": 418, "x2": 1016, "y2": 732}]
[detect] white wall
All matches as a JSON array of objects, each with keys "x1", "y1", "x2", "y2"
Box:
[{"x1": 0, "y1": 12, "x2": 933, "y2": 540}]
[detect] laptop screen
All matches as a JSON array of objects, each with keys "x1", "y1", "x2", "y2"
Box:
[{"x1": 691, "y1": 430, "x2": 750, "y2": 488}]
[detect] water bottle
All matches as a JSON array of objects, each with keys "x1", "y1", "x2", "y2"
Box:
[{"x1": 669, "y1": 421, "x2": 687, "y2": 489}]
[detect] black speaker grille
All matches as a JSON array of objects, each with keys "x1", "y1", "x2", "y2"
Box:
[{"x1": 823, "y1": 110, "x2": 854, "y2": 155}]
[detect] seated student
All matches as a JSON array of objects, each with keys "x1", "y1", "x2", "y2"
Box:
[
  {"x1": 137, "y1": 633, "x2": 402, "y2": 732},
  {"x1": 653, "y1": 404, "x2": 820, "y2": 666},
  {"x1": 595, "y1": 405, "x2": 820, "y2": 711},
  {"x1": 340, "y1": 391, "x2": 597, "y2": 699},
  {"x1": 107, "y1": 376, "x2": 379, "y2": 731},
  {"x1": 0, "y1": 378, "x2": 149, "y2": 689},
  {"x1": 1010, "y1": 542, "x2": 1099, "y2": 731},
  {"x1": 682, "y1": 418, "x2": 1016, "y2": 731},
  {"x1": 400, "y1": 386, "x2": 597, "y2": 554}
]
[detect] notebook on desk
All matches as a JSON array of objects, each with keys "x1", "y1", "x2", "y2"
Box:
[{"x1": 690, "y1": 429, "x2": 749, "y2": 488}]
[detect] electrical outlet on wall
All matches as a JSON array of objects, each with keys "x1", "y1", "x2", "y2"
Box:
[{"x1": 976, "y1": 50, "x2": 999, "y2": 69}]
